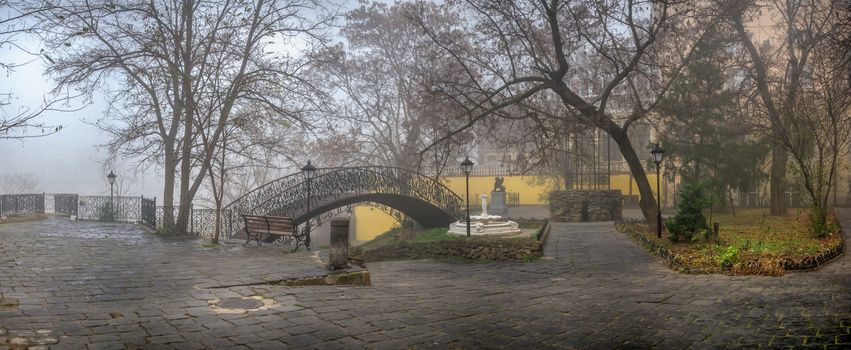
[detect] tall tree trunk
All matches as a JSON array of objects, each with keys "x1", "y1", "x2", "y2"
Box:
[
  {"x1": 176, "y1": 0, "x2": 195, "y2": 234},
  {"x1": 729, "y1": 186, "x2": 736, "y2": 217},
  {"x1": 212, "y1": 132, "x2": 227, "y2": 244},
  {"x1": 770, "y1": 145, "x2": 787, "y2": 216},
  {"x1": 610, "y1": 127, "x2": 659, "y2": 232},
  {"x1": 162, "y1": 148, "x2": 176, "y2": 230},
  {"x1": 177, "y1": 117, "x2": 193, "y2": 234}
]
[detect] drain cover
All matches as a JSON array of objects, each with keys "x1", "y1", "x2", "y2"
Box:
[{"x1": 216, "y1": 298, "x2": 264, "y2": 310}]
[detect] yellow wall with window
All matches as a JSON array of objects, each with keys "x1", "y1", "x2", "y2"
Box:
[{"x1": 353, "y1": 173, "x2": 661, "y2": 241}]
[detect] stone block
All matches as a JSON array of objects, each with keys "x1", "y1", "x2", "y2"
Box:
[{"x1": 548, "y1": 190, "x2": 623, "y2": 222}]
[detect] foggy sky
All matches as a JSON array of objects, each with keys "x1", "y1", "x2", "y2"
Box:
[{"x1": 1, "y1": 34, "x2": 162, "y2": 199}]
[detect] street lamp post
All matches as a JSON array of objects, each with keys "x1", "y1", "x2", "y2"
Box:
[
  {"x1": 650, "y1": 144, "x2": 665, "y2": 238},
  {"x1": 301, "y1": 160, "x2": 318, "y2": 245},
  {"x1": 107, "y1": 171, "x2": 117, "y2": 222},
  {"x1": 460, "y1": 156, "x2": 474, "y2": 237}
]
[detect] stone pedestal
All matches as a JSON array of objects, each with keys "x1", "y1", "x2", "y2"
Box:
[
  {"x1": 549, "y1": 190, "x2": 623, "y2": 222},
  {"x1": 328, "y1": 219, "x2": 350, "y2": 270},
  {"x1": 490, "y1": 191, "x2": 507, "y2": 215}
]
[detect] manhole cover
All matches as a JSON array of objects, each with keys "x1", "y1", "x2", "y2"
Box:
[{"x1": 216, "y1": 298, "x2": 264, "y2": 310}]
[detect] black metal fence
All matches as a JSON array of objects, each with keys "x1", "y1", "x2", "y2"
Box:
[
  {"x1": 141, "y1": 197, "x2": 156, "y2": 229},
  {"x1": 0, "y1": 194, "x2": 45, "y2": 217},
  {"x1": 460, "y1": 192, "x2": 521, "y2": 207},
  {"x1": 1, "y1": 192, "x2": 223, "y2": 239},
  {"x1": 54, "y1": 194, "x2": 79, "y2": 216},
  {"x1": 507, "y1": 192, "x2": 520, "y2": 207},
  {"x1": 77, "y1": 196, "x2": 143, "y2": 222},
  {"x1": 439, "y1": 165, "x2": 519, "y2": 177},
  {"x1": 191, "y1": 209, "x2": 218, "y2": 238},
  {"x1": 154, "y1": 205, "x2": 221, "y2": 238}
]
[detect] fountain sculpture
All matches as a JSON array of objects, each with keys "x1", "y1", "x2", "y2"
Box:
[{"x1": 448, "y1": 194, "x2": 521, "y2": 236}]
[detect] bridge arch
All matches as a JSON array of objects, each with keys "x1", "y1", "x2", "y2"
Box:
[{"x1": 222, "y1": 167, "x2": 463, "y2": 238}]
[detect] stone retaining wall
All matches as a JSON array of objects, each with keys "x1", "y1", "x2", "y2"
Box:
[
  {"x1": 356, "y1": 238, "x2": 542, "y2": 262},
  {"x1": 549, "y1": 190, "x2": 623, "y2": 222}
]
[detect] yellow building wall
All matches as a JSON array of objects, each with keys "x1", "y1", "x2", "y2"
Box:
[
  {"x1": 353, "y1": 173, "x2": 662, "y2": 241},
  {"x1": 353, "y1": 205, "x2": 400, "y2": 241},
  {"x1": 441, "y1": 176, "x2": 556, "y2": 204},
  {"x1": 442, "y1": 174, "x2": 659, "y2": 204}
]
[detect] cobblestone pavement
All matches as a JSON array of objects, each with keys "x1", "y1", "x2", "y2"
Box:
[{"x1": 1, "y1": 214, "x2": 850, "y2": 349}]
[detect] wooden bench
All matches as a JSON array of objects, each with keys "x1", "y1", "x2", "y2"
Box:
[{"x1": 241, "y1": 214, "x2": 310, "y2": 252}]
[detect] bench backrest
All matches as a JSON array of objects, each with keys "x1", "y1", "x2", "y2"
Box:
[{"x1": 242, "y1": 214, "x2": 295, "y2": 234}]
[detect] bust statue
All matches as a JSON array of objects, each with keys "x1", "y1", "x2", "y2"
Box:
[{"x1": 492, "y1": 177, "x2": 506, "y2": 192}]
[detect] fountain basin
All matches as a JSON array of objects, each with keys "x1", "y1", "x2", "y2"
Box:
[{"x1": 448, "y1": 219, "x2": 522, "y2": 236}]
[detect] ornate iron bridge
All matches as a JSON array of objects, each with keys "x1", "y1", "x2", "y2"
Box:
[{"x1": 222, "y1": 166, "x2": 463, "y2": 239}]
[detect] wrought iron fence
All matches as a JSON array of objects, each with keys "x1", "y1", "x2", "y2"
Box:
[
  {"x1": 155, "y1": 206, "x2": 222, "y2": 238},
  {"x1": 155, "y1": 206, "x2": 183, "y2": 233},
  {"x1": 438, "y1": 165, "x2": 519, "y2": 177},
  {"x1": 0, "y1": 194, "x2": 45, "y2": 217},
  {"x1": 2, "y1": 192, "x2": 226, "y2": 240},
  {"x1": 507, "y1": 192, "x2": 520, "y2": 207},
  {"x1": 77, "y1": 196, "x2": 142, "y2": 222},
  {"x1": 141, "y1": 197, "x2": 156, "y2": 229},
  {"x1": 54, "y1": 194, "x2": 79, "y2": 216},
  {"x1": 191, "y1": 209, "x2": 219, "y2": 238}
]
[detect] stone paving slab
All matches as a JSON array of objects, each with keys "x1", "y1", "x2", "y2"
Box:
[{"x1": 0, "y1": 214, "x2": 849, "y2": 349}]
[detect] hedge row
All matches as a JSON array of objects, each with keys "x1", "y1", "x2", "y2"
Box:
[{"x1": 356, "y1": 237, "x2": 542, "y2": 262}]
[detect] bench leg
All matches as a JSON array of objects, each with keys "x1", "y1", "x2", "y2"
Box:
[
  {"x1": 291, "y1": 232, "x2": 311, "y2": 253},
  {"x1": 243, "y1": 232, "x2": 262, "y2": 247},
  {"x1": 305, "y1": 234, "x2": 311, "y2": 251}
]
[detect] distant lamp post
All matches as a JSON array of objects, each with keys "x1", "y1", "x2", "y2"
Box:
[
  {"x1": 301, "y1": 160, "x2": 318, "y2": 243},
  {"x1": 460, "y1": 156, "x2": 474, "y2": 237},
  {"x1": 650, "y1": 144, "x2": 665, "y2": 238},
  {"x1": 107, "y1": 171, "x2": 117, "y2": 222}
]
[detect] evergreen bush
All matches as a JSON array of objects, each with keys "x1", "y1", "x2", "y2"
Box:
[{"x1": 665, "y1": 181, "x2": 711, "y2": 242}]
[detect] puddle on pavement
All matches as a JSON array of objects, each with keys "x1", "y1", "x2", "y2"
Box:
[{"x1": 208, "y1": 294, "x2": 301, "y2": 314}]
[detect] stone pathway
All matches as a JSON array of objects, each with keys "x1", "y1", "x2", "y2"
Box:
[{"x1": 1, "y1": 214, "x2": 849, "y2": 349}]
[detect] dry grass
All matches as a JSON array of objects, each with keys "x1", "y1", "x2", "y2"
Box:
[
  {"x1": 623, "y1": 208, "x2": 844, "y2": 275},
  {"x1": 712, "y1": 209, "x2": 839, "y2": 257}
]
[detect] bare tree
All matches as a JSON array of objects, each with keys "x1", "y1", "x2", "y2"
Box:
[
  {"x1": 413, "y1": 0, "x2": 710, "y2": 230},
  {"x1": 0, "y1": 0, "x2": 69, "y2": 139},
  {"x1": 775, "y1": 10, "x2": 850, "y2": 233},
  {"x1": 33, "y1": 0, "x2": 331, "y2": 233},
  {"x1": 720, "y1": 0, "x2": 845, "y2": 216},
  {"x1": 0, "y1": 172, "x2": 40, "y2": 194},
  {"x1": 197, "y1": 103, "x2": 306, "y2": 243},
  {"x1": 312, "y1": 1, "x2": 472, "y2": 172}
]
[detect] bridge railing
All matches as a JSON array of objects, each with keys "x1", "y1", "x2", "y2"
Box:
[{"x1": 221, "y1": 166, "x2": 463, "y2": 238}]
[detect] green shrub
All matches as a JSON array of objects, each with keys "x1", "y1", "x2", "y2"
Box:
[
  {"x1": 808, "y1": 206, "x2": 838, "y2": 238},
  {"x1": 665, "y1": 181, "x2": 711, "y2": 242},
  {"x1": 715, "y1": 245, "x2": 739, "y2": 268}
]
